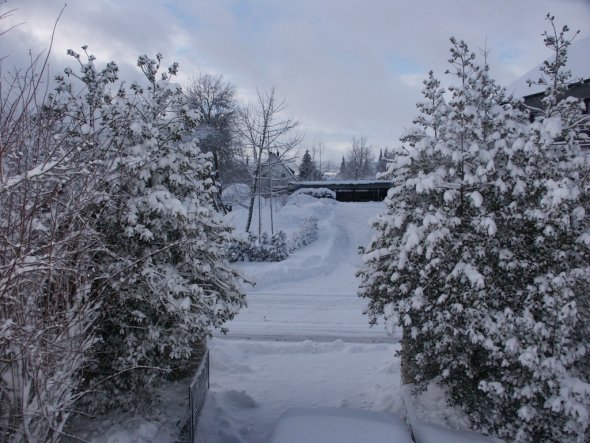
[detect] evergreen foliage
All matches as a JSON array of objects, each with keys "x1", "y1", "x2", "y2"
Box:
[
  {"x1": 290, "y1": 217, "x2": 319, "y2": 252},
  {"x1": 298, "y1": 149, "x2": 319, "y2": 180},
  {"x1": 229, "y1": 217, "x2": 319, "y2": 262},
  {"x1": 358, "y1": 18, "x2": 590, "y2": 442},
  {"x1": 376, "y1": 149, "x2": 387, "y2": 174},
  {"x1": 47, "y1": 50, "x2": 247, "y2": 411}
]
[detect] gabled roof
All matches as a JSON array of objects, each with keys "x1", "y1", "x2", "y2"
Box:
[
  {"x1": 507, "y1": 36, "x2": 590, "y2": 99},
  {"x1": 260, "y1": 152, "x2": 296, "y2": 178},
  {"x1": 266, "y1": 152, "x2": 296, "y2": 176}
]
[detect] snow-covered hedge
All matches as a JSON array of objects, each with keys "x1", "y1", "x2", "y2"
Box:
[
  {"x1": 229, "y1": 232, "x2": 290, "y2": 262},
  {"x1": 293, "y1": 187, "x2": 336, "y2": 199},
  {"x1": 289, "y1": 217, "x2": 319, "y2": 252},
  {"x1": 230, "y1": 217, "x2": 319, "y2": 262}
]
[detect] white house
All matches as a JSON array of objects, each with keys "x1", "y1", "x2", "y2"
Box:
[{"x1": 258, "y1": 151, "x2": 297, "y2": 196}]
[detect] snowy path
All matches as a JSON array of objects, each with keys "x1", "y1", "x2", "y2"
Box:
[
  {"x1": 198, "y1": 199, "x2": 404, "y2": 443},
  {"x1": 220, "y1": 200, "x2": 392, "y2": 342},
  {"x1": 76, "y1": 197, "x2": 502, "y2": 443},
  {"x1": 197, "y1": 198, "x2": 504, "y2": 443}
]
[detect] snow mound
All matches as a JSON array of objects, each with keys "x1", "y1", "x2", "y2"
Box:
[
  {"x1": 224, "y1": 390, "x2": 259, "y2": 409},
  {"x1": 292, "y1": 187, "x2": 336, "y2": 199}
]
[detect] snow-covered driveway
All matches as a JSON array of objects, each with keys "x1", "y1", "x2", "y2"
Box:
[
  {"x1": 198, "y1": 199, "x2": 403, "y2": 443},
  {"x1": 82, "y1": 196, "x2": 501, "y2": 443},
  {"x1": 220, "y1": 199, "x2": 393, "y2": 342}
]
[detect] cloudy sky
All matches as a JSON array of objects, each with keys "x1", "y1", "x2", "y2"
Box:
[{"x1": 2, "y1": 0, "x2": 590, "y2": 164}]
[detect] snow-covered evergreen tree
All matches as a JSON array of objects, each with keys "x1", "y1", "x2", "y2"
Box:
[
  {"x1": 376, "y1": 149, "x2": 387, "y2": 174},
  {"x1": 299, "y1": 149, "x2": 318, "y2": 180},
  {"x1": 338, "y1": 156, "x2": 346, "y2": 179},
  {"x1": 471, "y1": 17, "x2": 590, "y2": 442},
  {"x1": 269, "y1": 231, "x2": 289, "y2": 261},
  {"x1": 359, "y1": 29, "x2": 587, "y2": 442}
]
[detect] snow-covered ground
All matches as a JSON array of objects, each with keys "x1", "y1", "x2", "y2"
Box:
[
  {"x1": 73, "y1": 193, "x2": 503, "y2": 442},
  {"x1": 223, "y1": 195, "x2": 391, "y2": 342},
  {"x1": 198, "y1": 196, "x2": 404, "y2": 443},
  {"x1": 197, "y1": 339, "x2": 403, "y2": 442},
  {"x1": 197, "y1": 195, "x2": 502, "y2": 443}
]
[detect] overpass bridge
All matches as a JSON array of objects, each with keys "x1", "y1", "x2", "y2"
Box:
[{"x1": 288, "y1": 180, "x2": 392, "y2": 202}]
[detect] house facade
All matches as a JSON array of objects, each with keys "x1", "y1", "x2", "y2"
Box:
[{"x1": 258, "y1": 152, "x2": 297, "y2": 196}]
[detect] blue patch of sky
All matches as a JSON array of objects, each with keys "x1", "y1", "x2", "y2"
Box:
[
  {"x1": 229, "y1": 0, "x2": 282, "y2": 35},
  {"x1": 160, "y1": 2, "x2": 201, "y2": 60},
  {"x1": 162, "y1": 2, "x2": 200, "y2": 29},
  {"x1": 230, "y1": 0, "x2": 252, "y2": 19},
  {"x1": 497, "y1": 48, "x2": 525, "y2": 64},
  {"x1": 385, "y1": 53, "x2": 424, "y2": 75}
]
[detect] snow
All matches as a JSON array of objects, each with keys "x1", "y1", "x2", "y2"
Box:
[
  {"x1": 268, "y1": 408, "x2": 413, "y2": 443},
  {"x1": 198, "y1": 339, "x2": 403, "y2": 442},
  {"x1": 223, "y1": 198, "x2": 391, "y2": 341},
  {"x1": 71, "y1": 195, "x2": 503, "y2": 443},
  {"x1": 196, "y1": 196, "x2": 502, "y2": 443}
]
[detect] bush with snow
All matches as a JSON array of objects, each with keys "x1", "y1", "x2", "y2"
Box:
[
  {"x1": 289, "y1": 217, "x2": 319, "y2": 252},
  {"x1": 229, "y1": 217, "x2": 319, "y2": 263},
  {"x1": 229, "y1": 231, "x2": 290, "y2": 262},
  {"x1": 359, "y1": 18, "x2": 589, "y2": 443},
  {"x1": 293, "y1": 187, "x2": 336, "y2": 199},
  {"x1": 68, "y1": 52, "x2": 247, "y2": 411},
  {"x1": 0, "y1": 43, "x2": 247, "y2": 437}
]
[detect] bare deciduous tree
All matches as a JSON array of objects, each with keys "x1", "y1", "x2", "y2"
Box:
[
  {"x1": 0, "y1": 23, "x2": 107, "y2": 441},
  {"x1": 185, "y1": 73, "x2": 246, "y2": 188},
  {"x1": 239, "y1": 87, "x2": 301, "y2": 234},
  {"x1": 343, "y1": 135, "x2": 374, "y2": 179}
]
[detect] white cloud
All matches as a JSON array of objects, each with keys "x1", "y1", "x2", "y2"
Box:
[{"x1": 2, "y1": 0, "x2": 589, "y2": 162}]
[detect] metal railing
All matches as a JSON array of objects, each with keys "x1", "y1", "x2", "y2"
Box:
[{"x1": 188, "y1": 350, "x2": 210, "y2": 443}]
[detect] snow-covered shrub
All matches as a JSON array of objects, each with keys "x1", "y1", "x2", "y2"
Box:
[
  {"x1": 253, "y1": 232, "x2": 271, "y2": 261},
  {"x1": 228, "y1": 216, "x2": 318, "y2": 263},
  {"x1": 29, "y1": 50, "x2": 247, "y2": 412},
  {"x1": 471, "y1": 20, "x2": 590, "y2": 442},
  {"x1": 293, "y1": 187, "x2": 336, "y2": 199},
  {"x1": 228, "y1": 236, "x2": 250, "y2": 262},
  {"x1": 229, "y1": 231, "x2": 289, "y2": 262},
  {"x1": 268, "y1": 231, "x2": 290, "y2": 261},
  {"x1": 289, "y1": 217, "x2": 319, "y2": 252},
  {"x1": 358, "y1": 19, "x2": 589, "y2": 443}
]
